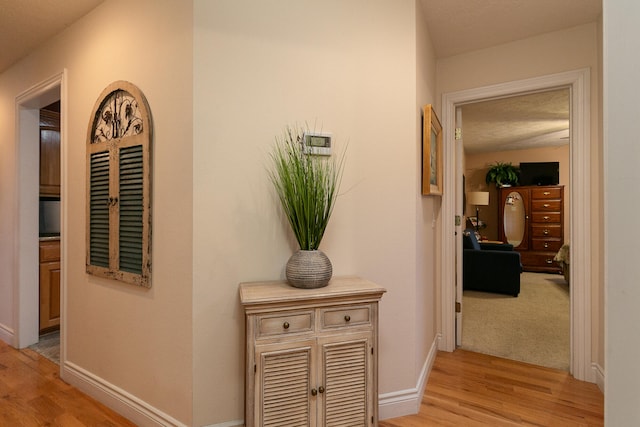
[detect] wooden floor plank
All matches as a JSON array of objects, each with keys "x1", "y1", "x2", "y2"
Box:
[
  {"x1": 380, "y1": 350, "x2": 603, "y2": 427},
  {"x1": 0, "y1": 340, "x2": 136, "y2": 427}
]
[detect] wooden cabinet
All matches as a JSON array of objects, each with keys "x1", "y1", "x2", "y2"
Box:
[
  {"x1": 240, "y1": 277, "x2": 386, "y2": 427},
  {"x1": 40, "y1": 109, "x2": 61, "y2": 196},
  {"x1": 39, "y1": 239, "x2": 61, "y2": 332},
  {"x1": 499, "y1": 185, "x2": 564, "y2": 273}
]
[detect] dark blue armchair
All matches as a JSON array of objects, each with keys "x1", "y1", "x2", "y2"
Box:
[{"x1": 462, "y1": 229, "x2": 522, "y2": 297}]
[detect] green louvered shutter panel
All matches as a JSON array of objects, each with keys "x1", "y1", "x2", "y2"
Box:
[
  {"x1": 118, "y1": 145, "x2": 144, "y2": 274},
  {"x1": 87, "y1": 81, "x2": 152, "y2": 287},
  {"x1": 89, "y1": 151, "x2": 110, "y2": 268}
]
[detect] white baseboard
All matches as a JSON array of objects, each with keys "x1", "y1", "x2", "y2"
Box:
[
  {"x1": 203, "y1": 421, "x2": 243, "y2": 427},
  {"x1": 0, "y1": 322, "x2": 14, "y2": 345},
  {"x1": 378, "y1": 335, "x2": 439, "y2": 420},
  {"x1": 593, "y1": 362, "x2": 604, "y2": 393},
  {"x1": 62, "y1": 361, "x2": 188, "y2": 427}
]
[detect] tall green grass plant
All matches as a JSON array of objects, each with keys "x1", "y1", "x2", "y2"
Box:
[{"x1": 269, "y1": 126, "x2": 346, "y2": 250}]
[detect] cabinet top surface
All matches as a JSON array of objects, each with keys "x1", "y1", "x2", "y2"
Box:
[{"x1": 239, "y1": 276, "x2": 386, "y2": 307}]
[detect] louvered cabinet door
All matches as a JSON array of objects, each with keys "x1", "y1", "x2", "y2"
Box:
[
  {"x1": 319, "y1": 333, "x2": 373, "y2": 427},
  {"x1": 255, "y1": 341, "x2": 317, "y2": 427}
]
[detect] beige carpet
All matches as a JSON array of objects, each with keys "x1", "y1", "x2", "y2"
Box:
[{"x1": 461, "y1": 272, "x2": 569, "y2": 371}]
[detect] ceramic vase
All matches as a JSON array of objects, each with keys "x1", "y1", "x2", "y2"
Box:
[{"x1": 285, "y1": 250, "x2": 332, "y2": 289}]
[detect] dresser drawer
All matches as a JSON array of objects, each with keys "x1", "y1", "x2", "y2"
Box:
[
  {"x1": 531, "y1": 225, "x2": 562, "y2": 238},
  {"x1": 531, "y1": 199, "x2": 561, "y2": 211},
  {"x1": 321, "y1": 305, "x2": 371, "y2": 330},
  {"x1": 531, "y1": 187, "x2": 562, "y2": 200},
  {"x1": 520, "y1": 251, "x2": 561, "y2": 271},
  {"x1": 256, "y1": 311, "x2": 313, "y2": 338},
  {"x1": 531, "y1": 238, "x2": 562, "y2": 252},
  {"x1": 531, "y1": 212, "x2": 561, "y2": 224}
]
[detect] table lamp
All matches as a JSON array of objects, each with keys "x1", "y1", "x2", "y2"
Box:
[{"x1": 467, "y1": 191, "x2": 489, "y2": 232}]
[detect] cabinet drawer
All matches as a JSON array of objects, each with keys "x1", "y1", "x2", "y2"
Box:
[
  {"x1": 531, "y1": 212, "x2": 561, "y2": 223},
  {"x1": 531, "y1": 187, "x2": 562, "y2": 199},
  {"x1": 321, "y1": 306, "x2": 371, "y2": 330},
  {"x1": 531, "y1": 239, "x2": 562, "y2": 252},
  {"x1": 531, "y1": 225, "x2": 562, "y2": 238},
  {"x1": 257, "y1": 311, "x2": 313, "y2": 338},
  {"x1": 531, "y1": 200, "x2": 561, "y2": 211},
  {"x1": 39, "y1": 241, "x2": 60, "y2": 262}
]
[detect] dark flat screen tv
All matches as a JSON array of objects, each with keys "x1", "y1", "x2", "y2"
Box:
[{"x1": 519, "y1": 162, "x2": 559, "y2": 186}]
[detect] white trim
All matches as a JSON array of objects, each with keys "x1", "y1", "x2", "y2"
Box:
[
  {"x1": 0, "y1": 322, "x2": 14, "y2": 344},
  {"x1": 593, "y1": 362, "x2": 604, "y2": 393},
  {"x1": 202, "y1": 421, "x2": 243, "y2": 427},
  {"x1": 62, "y1": 361, "x2": 188, "y2": 427},
  {"x1": 379, "y1": 335, "x2": 439, "y2": 420},
  {"x1": 439, "y1": 111, "x2": 457, "y2": 352},
  {"x1": 59, "y1": 70, "x2": 68, "y2": 371},
  {"x1": 440, "y1": 68, "x2": 594, "y2": 382}
]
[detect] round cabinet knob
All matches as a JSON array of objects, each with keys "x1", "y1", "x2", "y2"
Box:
[
  {"x1": 283, "y1": 322, "x2": 290, "y2": 330},
  {"x1": 543, "y1": 229, "x2": 550, "y2": 236},
  {"x1": 543, "y1": 216, "x2": 550, "y2": 221},
  {"x1": 546, "y1": 259, "x2": 553, "y2": 264},
  {"x1": 544, "y1": 242, "x2": 549, "y2": 248},
  {"x1": 318, "y1": 386, "x2": 325, "y2": 394},
  {"x1": 344, "y1": 315, "x2": 351, "y2": 322},
  {"x1": 311, "y1": 388, "x2": 317, "y2": 396},
  {"x1": 543, "y1": 203, "x2": 550, "y2": 208}
]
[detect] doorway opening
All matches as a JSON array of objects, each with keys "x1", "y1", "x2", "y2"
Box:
[
  {"x1": 439, "y1": 68, "x2": 594, "y2": 383},
  {"x1": 459, "y1": 88, "x2": 570, "y2": 370},
  {"x1": 15, "y1": 71, "x2": 66, "y2": 369}
]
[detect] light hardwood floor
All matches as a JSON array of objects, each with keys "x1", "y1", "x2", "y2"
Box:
[
  {"x1": 1, "y1": 339, "x2": 603, "y2": 426},
  {"x1": 0, "y1": 340, "x2": 135, "y2": 426},
  {"x1": 380, "y1": 349, "x2": 603, "y2": 426}
]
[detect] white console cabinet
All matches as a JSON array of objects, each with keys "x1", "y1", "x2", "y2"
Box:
[{"x1": 239, "y1": 277, "x2": 386, "y2": 427}]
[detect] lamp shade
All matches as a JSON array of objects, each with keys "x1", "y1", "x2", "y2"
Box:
[{"x1": 468, "y1": 191, "x2": 489, "y2": 206}]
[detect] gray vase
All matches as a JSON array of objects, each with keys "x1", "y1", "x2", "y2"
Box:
[{"x1": 286, "y1": 250, "x2": 332, "y2": 289}]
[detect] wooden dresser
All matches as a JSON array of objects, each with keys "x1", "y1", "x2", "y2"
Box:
[
  {"x1": 499, "y1": 185, "x2": 564, "y2": 273},
  {"x1": 239, "y1": 277, "x2": 386, "y2": 427}
]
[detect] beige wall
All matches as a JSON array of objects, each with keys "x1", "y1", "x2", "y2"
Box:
[
  {"x1": 193, "y1": 0, "x2": 437, "y2": 424},
  {"x1": 415, "y1": 0, "x2": 439, "y2": 391},
  {"x1": 0, "y1": 0, "x2": 194, "y2": 424},
  {"x1": 465, "y1": 145, "x2": 570, "y2": 241},
  {"x1": 437, "y1": 22, "x2": 603, "y2": 372}
]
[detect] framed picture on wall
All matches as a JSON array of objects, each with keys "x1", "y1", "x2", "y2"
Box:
[{"x1": 422, "y1": 104, "x2": 443, "y2": 196}]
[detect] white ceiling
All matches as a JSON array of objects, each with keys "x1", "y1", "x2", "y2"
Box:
[
  {"x1": 461, "y1": 89, "x2": 570, "y2": 154},
  {"x1": 420, "y1": 0, "x2": 602, "y2": 59},
  {"x1": 1, "y1": 0, "x2": 600, "y2": 154},
  {"x1": 0, "y1": 0, "x2": 104, "y2": 73}
]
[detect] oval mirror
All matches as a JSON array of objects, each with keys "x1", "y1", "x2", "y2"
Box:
[{"x1": 503, "y1": 191, "x2": 525, "y2": 247}]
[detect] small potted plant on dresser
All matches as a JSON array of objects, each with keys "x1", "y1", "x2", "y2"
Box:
[
  {"x1": 268, "y1": 125, "x2": 346, "y2": 289},
  {"x1": 485, "y1": 161, "x2": 520, "y2": 188}
]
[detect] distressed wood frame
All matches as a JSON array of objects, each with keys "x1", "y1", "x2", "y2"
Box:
[{"x1": 86, "y1": 81, "x2": 152, "y2": 287}]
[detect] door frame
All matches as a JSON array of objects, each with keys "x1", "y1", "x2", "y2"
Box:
[
  {"x1": 439, "y1": 68, "x2": 594, "y2": 383},
  {"x1": 14, "y1": 71, "x2": 67, "y2": 359}
]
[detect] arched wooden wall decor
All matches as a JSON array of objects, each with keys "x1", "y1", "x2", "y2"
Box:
[{"x1": 86, "y1": 81, "x2": 152, "y2": 287}]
